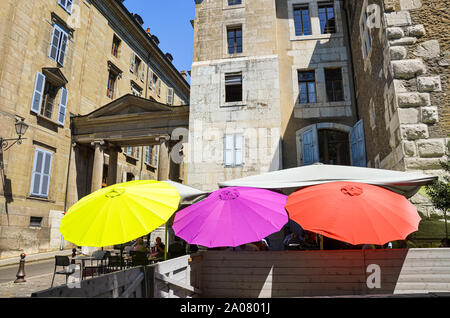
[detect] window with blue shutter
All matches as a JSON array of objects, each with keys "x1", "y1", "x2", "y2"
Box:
[
  {"x1": 31, "y1": 72, "x2": 46, "y2": 114},
  {"x1": 301, "y1": 127, "x2": 319, "y2": 166},
  {"x1": 49, "y1": 24, "x2": 69, "y2": 66},
  {"x1": 57, "y1": 87, "x2": 68, "y2": 126},
  {"x1": 30, "y1": 148, "x2": 53, "y2": 198},
  {"x1": 350, "y1": 119, "x2": 367, "y2": 167}
]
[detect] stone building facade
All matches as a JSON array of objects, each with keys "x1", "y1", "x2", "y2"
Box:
[
  {"x1": 344, "y1": 0, "x2": 449, "y2": 216},
  {"x1": 0, "y1": 0, "x2": 189, "y2": 259},
  {"x1": 188, "y1": 0, "x2": 363, "y2": 191}
]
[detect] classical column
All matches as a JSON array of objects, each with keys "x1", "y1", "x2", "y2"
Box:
[
  {"x1": 107, "y1": 148, "x2": 119, "y2": 186},
  {"x1": 91, "y1": 140, "x2": 105, "y2": 192},
  {"x1": 157, "y1": 138, "x2": 170, "y2": 181}
]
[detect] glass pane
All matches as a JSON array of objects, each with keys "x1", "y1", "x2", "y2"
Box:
[
  {"x1": 299, "y1": 83, "x2": 308, "y2": 104},
  {"x1": 308, "y1": 82, "x2": 316, "y2": 103}
]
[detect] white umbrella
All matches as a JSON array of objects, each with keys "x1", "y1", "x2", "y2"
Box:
[{"x1": 218, "y1": 164, "x2": 437, "y2": 198}]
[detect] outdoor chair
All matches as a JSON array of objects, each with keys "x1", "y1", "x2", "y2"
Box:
[
  {"x1": 106, "y1": 255, "x2": 125, "y2": 272},
  {"x1": 51, "y1": 256, "x2": 75, "y2": 287},
  {"x1": 129, "y1": 251, "x2": 150, "y2": 267},
  {"x1": 83, "y1": 250, "x2": 110, "y2": 278}
]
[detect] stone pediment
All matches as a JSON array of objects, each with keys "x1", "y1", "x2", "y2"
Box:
[
  {"x1": 72, "y1": 94, "x2": 189, "y2": 147},
  {"x1": 84, "y1": 94, "x2": 187, "y2": 120}
]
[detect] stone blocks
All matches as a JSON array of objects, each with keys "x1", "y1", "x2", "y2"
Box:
[
  {"x1": 417, "y1": 76, "x2": 441, "y2": 92},
  {"x1": 400, "y1": 124, "x2": 429, "y2": 140},
  {"x1": 413, "y1": 40, "x2": 441, "y2": 59},
  {"x1": 417, "y1": 139, "x2": 446, "y2": 158},
  {"x1": 397, "y1": 92, "x2": 430, "y2": 107},
  {"x1": 421, "y1": 106, "x2": 439, "y2": 124},
  {"x1": 390, "y1": 46, "x2": 407, "y2": 60},
  {"x1": 392, "y1": 59, "x2": 426, "y2": 79}
]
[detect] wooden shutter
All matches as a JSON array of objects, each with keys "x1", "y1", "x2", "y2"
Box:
[
  {"x1": 224, "y1": 134, "x2": 234, "y2": 166},
  {"x1": 49, "y1": 26, "x2": 62, "y2": 61},
  {"x1": 58, "y1": 31, "x2": 68, "y2": 66},
  {"x1": 148, "y1": 69, "x2": 153, "y2": 90},
  {"x1": 30, "y1": 149, "x2": 53, "y2": 197},
  {"x1": 301, "y1": 126, "x2": 319, "y2": 166},
  {"x1": 167, "y1": 88, "x2": 174, "y2": 105},
  {"x1": 57, "y1": 87, "x2": 68, "y2": 126},
  {"x1": 130, "y1": 53, "x2": 135, "y2": 73},
  {"x1": 156, "y1": 79, "x2": 161, "y2": 96},
  {"x1": 31, "y1": 72, "x2": 46, "y2": 114},
  {"x1": 234, "y1": 134, "x2": 243, "y2": 166},
  {"x1": 140, "y1": 64, "x2": 145, "y2": 82},
  {"x1": 350, "y1": 119, "x2": 367, "y2": 167}
]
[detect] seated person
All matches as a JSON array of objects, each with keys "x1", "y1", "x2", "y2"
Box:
[
  {"x1": 168, "y1": 237, "x2": 186, "y2": 259},
  {"x1": 283, "y1": 232, "x2": 303, "y2": 249},
  {"x1": 132, "y1": 237, "x2": 148, "y2": 253},
  {"x1": 152, "y1": 237, "x2": 165, "y2": 258}
]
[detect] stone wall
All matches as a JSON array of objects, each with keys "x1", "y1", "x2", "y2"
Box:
[{"x1": 0, "y1": 0, "x2": 189, "y2": 259}]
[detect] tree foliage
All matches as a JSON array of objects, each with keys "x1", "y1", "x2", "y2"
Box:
[{"x1": 425, "y1": 160, "x2": 450, "y2": 213}]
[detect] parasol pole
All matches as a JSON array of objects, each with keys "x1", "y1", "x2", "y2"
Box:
[{"x1": 164, "y1": 222, "x2": 168, "y2": 261}]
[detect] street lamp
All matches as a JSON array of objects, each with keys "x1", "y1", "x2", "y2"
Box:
[{"x1": 0, "y1": 118, "x2": 29, "y2": 152}]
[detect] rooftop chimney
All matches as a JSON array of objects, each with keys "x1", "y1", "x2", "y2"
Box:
[
  {"x1": 165, "y1": 53, "x2": 173, "y2": 62},
  {"x1": 180, "y1": 70, "x2": 188, "y2": 81},
  {"x1": 145, "y1": 28, "x2": 150, "y2": 34}
]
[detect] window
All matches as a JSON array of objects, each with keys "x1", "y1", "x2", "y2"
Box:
[
  {"x1": 324, "y1": 68, "x2": 344, "y2": 102},
  {"x1": 30, "y1": 148, "x2": 53, "y2": 198},
  {"x1": 134, "y1": 56, "x2": 141, "y2": 75},
  {"x1": 360, "y1": 8, "x2": 372, "y2": 60},
  {"x1": 227, "y1": 26, "x2": 242, "y2": 54},
  {"x1": 156, "y1": 78, "x2": 161, "y2": 97},
  {"x1": 224, "y1": 134, "x2": 243, "y2": 167},
  {"x1": 30, "y1": 217, "x2": 43, "y2": 228},
  {"x1": 130, "y1": 53, "x2": 142, "y2": 75},
  {"x1": 318, "y1": 2, "x2": 336, "y2": 34},
  {"x1": 293, "y1": 6, "x2": 312, "y2": 36},
  {"x1": 49, "y1": 24, "x2": 69, "y2": 66},
  {"x1": 131, "y1": 83, "x2": 142, "y2": 97},
  {"x1": 167, "y1": 88, "x2": 174, "y2": 105},
  {"x1": 152, "y1": 74, "x2": 158, "y2": 91},
  {"x1": 107, "y1": 71, "x2": 117, "y2": 99},
  {"x1": 30, "y1": 72, "x2": 68, "y2": 126},
  {"x1": 145, "y1": 146, "x2": 152, "y2": 164},
  {"x1": 144, "y1": 146, "x2": 158, "y2": 166},
  {"x1": 124, "y1": 147, "x2": 133, "y2": 157},
  {"x1": 298, "y1": 71, "x2": 316, "y2": 104},
  {"x1": 228, "y1": 0, "x2": 242, "y2": 5},
  {"x1": 40, "y1": 82, "x2": 58, "y2": 119},
  {"x1": 58, "y1": 0, "x2": 73, "y2": 14},
  {"x1": 225, "y1": 73, "x2": 243, "y2": 103},
  {"x1": 111, "y1": 35, "x2": 121, "y2": 57}
]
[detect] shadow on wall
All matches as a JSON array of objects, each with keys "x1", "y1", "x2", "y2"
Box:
[
  {"x1": 0, "y1": 151, "x2": 13, "y2": 225},
  {"x1": 274, "y1": 0, "x2": 359, "y2": 169},
  {"x1": 199, "y1": 249, "x2": 409, "y2": 297}
]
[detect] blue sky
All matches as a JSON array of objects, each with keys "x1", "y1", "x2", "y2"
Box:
[{"x1": 122, "y1": 0, "x2": 195, "y2": 83}]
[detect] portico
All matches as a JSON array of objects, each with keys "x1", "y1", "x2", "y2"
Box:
[{"x1": 67, "y1": 94, "x2": 189, "y2": 207}]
